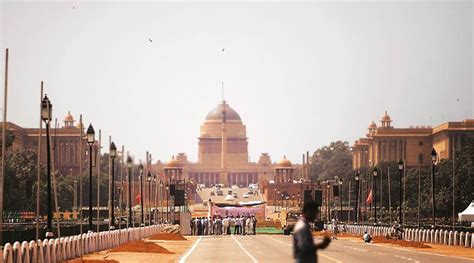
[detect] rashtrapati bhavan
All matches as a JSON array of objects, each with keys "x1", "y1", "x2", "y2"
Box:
[{"x1": 151, "y1": 101, "x2": 304, "y2": 187}]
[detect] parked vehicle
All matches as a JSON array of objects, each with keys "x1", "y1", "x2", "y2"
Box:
[
  {"x1": 283, "y1": 211, "x2": 301, "y2": 235},
  {"x1": 243, "y1": 193, "x2": 249, "y2": 198}
]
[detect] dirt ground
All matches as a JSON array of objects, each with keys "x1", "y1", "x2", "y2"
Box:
[
  {"x1": 66, "y1": 236, "x2": 197, "y2": 263},
  {"x1": 316, "y1": 232, "x2": 474, "y2": 260}
]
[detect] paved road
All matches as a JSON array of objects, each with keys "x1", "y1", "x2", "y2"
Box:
[{"x1": 179, "y1": 235, "x2": 474, "y2": 263}]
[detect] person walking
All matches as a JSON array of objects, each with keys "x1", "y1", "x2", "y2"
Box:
[{"x1": 293, "y1": 201, "x2": 331, "y2": 263}]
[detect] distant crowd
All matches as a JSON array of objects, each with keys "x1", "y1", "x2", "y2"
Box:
[{"x1": 190, "y1": 215, "x2": 258, "y2": 236}]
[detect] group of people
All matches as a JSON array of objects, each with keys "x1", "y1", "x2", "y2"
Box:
[{"x1": 190, "y1": 215, "x2": 258, "y2": 236}]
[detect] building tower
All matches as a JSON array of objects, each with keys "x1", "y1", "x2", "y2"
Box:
[{"x1": 220, "y1": 100, "x2": 228, "y2": 183}]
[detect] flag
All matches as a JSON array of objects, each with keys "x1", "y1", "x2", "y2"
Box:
[
  {"x1": 135, "y1": 194, "x2": 141, "y2": 204},
  {"x1": 366, "y1": 189, "x2": 373, "y2": 205}
]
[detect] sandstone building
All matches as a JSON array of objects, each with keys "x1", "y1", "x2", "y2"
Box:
[
  {"x1": 152, "y1": 101, "x2": 305, "y2": 187},
  {"x1": 352, "y1": 112, "x2": 474, "y2": 170}
]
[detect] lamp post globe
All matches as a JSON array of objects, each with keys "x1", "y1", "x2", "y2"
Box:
[{"x1": 41, "y1": 95, "x2": 52, "y2": 122}]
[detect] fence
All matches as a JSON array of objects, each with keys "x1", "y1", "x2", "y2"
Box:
[
  {"x1": 344, "y1": 225, "x2": 474, "y2": 249},
  {"x1": 2, "y1": 224, "x2": 167, "y2": 263}
]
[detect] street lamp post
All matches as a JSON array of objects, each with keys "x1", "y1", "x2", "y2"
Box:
[
  {"x1": 138, "y1": 164, "x2": 144, "y2": 226},
  {"x1": 373, "y1": 167, "x2": 378, "y2": 225},
  {"x1": 109, "y1": 142, "x2": 117, "y2": 230},
  {"x1": 41, "y1": 95, "x2": 53, "y2": 238},
  {"x1": 431, "y1": 148, "x2": 437, "y2": 228},
  {"x1": 355, "y1": 171, "x2": 360, "y2": 224},
  {"x1": 166, "y1": 185, "x2": 169, "y2": 223},
  {"x1": 326, "y1": 183, "x2": 330, "y2": 222},
  {"x1": 86, "y1": 124, "x2": 95, "y2": 232},
  {"x1": 339, "y1": 178, "x2": 343, "y2": 222},
  {"x1": 159, "y1": 181, "x2": 163, "y2": 223},
  {"x1": 126, "y1": 156, "x2": 133, "y2": 228},
  {"x1": 398, "y1": 159, "x2": 404, "y2": 226},
  {"x1": 147, "y1": 172, "x2": 152, "y2": 226},
  {"x1": 277, "y1": 190, "x2": 280, "y2": 213},
  {"x1": 274, "y1": 188, "x2": 277, "y2": 212}
]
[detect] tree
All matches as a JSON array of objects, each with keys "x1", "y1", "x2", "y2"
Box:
[
  {"x1": 0, "y1": 129, "x2": 15, "y2": 149},
  {"x1": 308, "y1": 141, "x2": 352, "y2": 181},
  {"x1": 4, "y1": 149, "x2": 39, "y2": 211}
]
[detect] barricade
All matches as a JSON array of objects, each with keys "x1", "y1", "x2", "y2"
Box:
[{"x1": 2, "y1": 224, "x2": 167, "y2": 263}]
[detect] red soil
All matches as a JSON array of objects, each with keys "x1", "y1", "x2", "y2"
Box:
[
  {"x1": 372, "y1": 236, "x2": 432, "y2": 248},
  {"x1": 109, "y1": 240, "x2": 174, "y2": 254},
  {"x1": 148, "y1": 233, "x2": 187, "y2": 241},
  {"x1": 66, "y1": 260, "x2": 119, "y2": 263}
]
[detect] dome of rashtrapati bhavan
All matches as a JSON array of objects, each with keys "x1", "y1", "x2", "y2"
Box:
[{"x1": 152, "y1": 101, "x2": 303, "y2": 187}]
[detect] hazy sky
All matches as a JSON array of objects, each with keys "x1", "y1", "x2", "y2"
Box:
[{"x1": 1, "y1": 1, "x2": 472, "y2": 164}]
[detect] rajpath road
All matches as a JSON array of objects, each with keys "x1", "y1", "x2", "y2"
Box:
[{"x1": 179, "y1": 235, "x2": 474, "y2": 263}]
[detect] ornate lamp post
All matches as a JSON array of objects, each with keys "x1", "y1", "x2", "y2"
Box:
[
  {"x1": 138, "y1": 164, "x2": 144, "y2": 226},
  {"x1": 274, "y1": 188, "x2": 277, "y2": 212},
  {"x1": 160, "y1": 181, "x2": 163, "y2": 223},
  {"x1": 431, "y1": 148, "x2": 438, "y2": 228},
  {"x1": 398, "y1": 159, "x2": 404, "y2": 226},
  {"x1": 109, "y1": 142, "x2": 117, "y2": 230},
  {"x1": 166, "y1": 185, "x2": 169, "y2": 223},
  {"x1": 373, "y1": 166, "x2": 378, "y2": 225},
  {"x1": 326, "y1": 182, "x2": 331, "y2": 222},
  {"x1": 147, "y1": 172, "x2": 152, "y2": 226},
  {"x1": 338, "y1": 178, "x2": 343, "y2": 222},
  {"x1": 152, "y1": 173, "x2": 157, "y2": 225},
  {"x1": 277, "y1": 190, "x2": 280, "y2": 213},
  {"x1": 41, "y1": 95, "x2": 53, "y2": 238},
  {"x1": 86, "y1": 124, "x2": 95, "y2": 231},
  {"x1": 355, "y1": 171, "x2": 360, "y2": 224},
  {"x1": 126, "y1": 156, "x2": 133, "y2": 228}
]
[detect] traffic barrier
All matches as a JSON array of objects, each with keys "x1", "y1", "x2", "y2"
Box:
[
  {"x1": 2, "y1": 224, "x2": 167, "y2": 263},
  {"x1": 343, "y1": 225, "x2": 473, "y2": 249}
]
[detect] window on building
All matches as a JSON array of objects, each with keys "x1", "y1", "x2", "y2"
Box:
[
  {"x1": 418, "y1": 154, "x2": 423, "y2": 165},
  {"x1": 419, "y1": 141, "x2": 423, "y2": 146}
]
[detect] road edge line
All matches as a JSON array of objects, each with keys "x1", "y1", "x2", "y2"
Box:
[
  {"x1": 179, "y1": 236, "x2": 203, "y2": 263},
  {"x1": 232, "y1": 235, "x2": 258, "y2": 263}
]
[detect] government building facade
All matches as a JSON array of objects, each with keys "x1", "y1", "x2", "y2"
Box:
[
  {"x1": 152, "y1": 101, "x2": 305, "y2": 187},
  {"x1": 352, "y1": 111, "x2": 474, "y2": 170}
]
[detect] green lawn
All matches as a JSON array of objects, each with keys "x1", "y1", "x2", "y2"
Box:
[{"x1": 256, "y1": 227, "x2": 283, "y2": 234}]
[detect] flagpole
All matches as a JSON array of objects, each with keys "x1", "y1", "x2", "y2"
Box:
[
  {"x1": 97, "y1": 130, "x2": 101, "y2": 233},
  {"x1": 35, "y1": 81, "x2": 43, "y2": 241},
  {"x1": 0, "y1": 48, "x2": 9, "y2": 246}
]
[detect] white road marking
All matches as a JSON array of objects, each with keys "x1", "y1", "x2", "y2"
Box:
[
  {"x1": 264, "y1": 235, "x2": 342, "y2": 263},
  {"x1": 232, "y1": 235, "x2": 259, "y2": 263},
  {"x1": 371, "y1": 243, "x2": 474, "y2": 262},
  {"x1": 179, "y1": 236, "x2": 203, "y2": 263}
]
